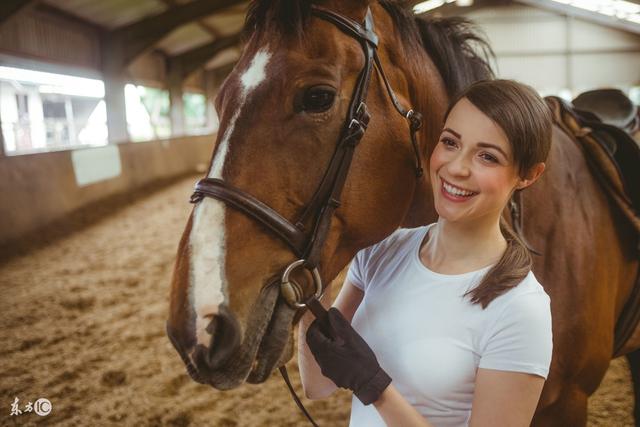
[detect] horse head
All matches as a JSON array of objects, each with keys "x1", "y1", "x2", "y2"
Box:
[{"x1": 167, "y1": 0, "x2": 449, "y2": 390}]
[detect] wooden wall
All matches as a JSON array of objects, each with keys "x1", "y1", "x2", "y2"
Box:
[{"x1": 0, "y1": 6, "x2": 101, "y2": 71}]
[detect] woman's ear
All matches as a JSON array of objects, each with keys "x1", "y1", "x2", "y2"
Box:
[{"x1": 516, "y1": 162, "x2": 546, "y2": 190}]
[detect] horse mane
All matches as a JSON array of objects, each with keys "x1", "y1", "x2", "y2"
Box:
[
  {"x1": 414, "y1": 15, "x2": 495, "y2": 98},
  {"x1": 244, "y1": 0, "x2": 495, "y2": 97},
  {"x1": 379, "y1": 2, "x2": 495, "y2": 98}
]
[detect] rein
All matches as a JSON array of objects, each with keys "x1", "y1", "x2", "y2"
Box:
[{"x1": 188, "y1": 6, "x2": 424, "y2": 425}]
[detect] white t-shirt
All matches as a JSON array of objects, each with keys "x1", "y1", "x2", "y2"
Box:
[{"x1": 346, "y1": 224, "x2": 553, "y2": 427}]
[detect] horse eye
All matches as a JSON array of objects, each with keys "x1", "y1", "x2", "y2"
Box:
[{"x1": 301, "y1": 86, "x2": 336, "y2": 113}]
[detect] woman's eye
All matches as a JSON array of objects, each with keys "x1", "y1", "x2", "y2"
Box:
[
  {"x1": 440, "y1": 137, "x2": 456, "y2": 148},
  {"x1": 480, "y1": 153, "x2": 498, "y2": 163},
  {"x1": 301, "y1": 86, "x2": 336, "y2": 113}
]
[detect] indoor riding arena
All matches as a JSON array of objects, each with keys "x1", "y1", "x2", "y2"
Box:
[{"x1": 1, "y1": 1, "x2": 639, "y2": 426}]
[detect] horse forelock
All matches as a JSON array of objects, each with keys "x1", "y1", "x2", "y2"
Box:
[
  {"x1": 244, "y1": 1, "x2": 416, "y2": 41},
  {"x1": 245, "y1": 0, "x2": 313, "y2": 41}
]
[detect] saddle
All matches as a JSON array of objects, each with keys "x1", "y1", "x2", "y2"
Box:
[
  {"x1": 545, "y1": 96, "x2": 640, "y2": 237},
  {"x1": 572, "y1": 88, "x2": 639, "y2": 134}
]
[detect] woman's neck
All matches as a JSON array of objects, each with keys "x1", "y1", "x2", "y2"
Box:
[{"x1": 419, "y1": 216, "x2": 507, "y2": 275}]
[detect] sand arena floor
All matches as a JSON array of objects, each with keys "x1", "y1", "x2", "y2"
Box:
[{"x1": 0, "y1": 176, "x2": 634, "y2": 426}]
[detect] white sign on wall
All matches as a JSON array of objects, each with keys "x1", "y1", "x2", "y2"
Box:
[{"x1": 71, "y1": 144, "x2": 121, "y2": 187}]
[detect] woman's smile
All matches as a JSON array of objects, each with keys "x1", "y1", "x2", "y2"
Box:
[{"x1": 440, "y1": 177, "x2": 478, "y2": 202}]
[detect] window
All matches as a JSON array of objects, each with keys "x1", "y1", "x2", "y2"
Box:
[
  {"x1": 0, "y1": 66, "x2": 107, "y2": 154},
  {"x1": 183, "y1": 92, "x2": 208, "y2": 135},
  {"x1": 125, "y1": 84, "x2": 171, "y2": 141}
]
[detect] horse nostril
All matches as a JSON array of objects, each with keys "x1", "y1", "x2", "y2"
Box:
[
  {"x1": 203, "y1": 306, "x2": 241, "y2": 370},
  {"x1": 166, "y1": 322, "x2": 207, "y2": 384}
]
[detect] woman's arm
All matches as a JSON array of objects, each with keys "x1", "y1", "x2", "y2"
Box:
[
  {"x1": 297, "y1": 279, "x2": 364, "y2": 399},
  {"x1": 373, "y1": 384, "x2": 434, "y2": 427},
  {"x1": 468, "y1": 368, "x2": 545, "y2": 427},
  {"x1": 373, "y1": 370, "x2": 544, "y2": 427}
]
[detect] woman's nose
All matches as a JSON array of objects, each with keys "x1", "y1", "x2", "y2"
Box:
[{"x1": 447, "y1": 153, "x2": 472, "y2": 177}]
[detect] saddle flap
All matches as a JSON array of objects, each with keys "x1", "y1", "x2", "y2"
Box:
[{"x1": 545, "y1": 96, "x2": 640, "y2": 235}]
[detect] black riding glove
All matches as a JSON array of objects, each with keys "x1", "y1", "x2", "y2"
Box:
[{"x1": 306, "y1": 307, "x2": 391, "y2": 405}]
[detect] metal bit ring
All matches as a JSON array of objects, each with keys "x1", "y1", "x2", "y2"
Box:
[{"x1": 280, "y1": 260, "x2": 323, "y2": 308}]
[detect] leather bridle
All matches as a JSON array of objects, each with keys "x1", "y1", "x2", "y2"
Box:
[{"x1": 189, "y1": 7, "x2": 423, "y2": 425}]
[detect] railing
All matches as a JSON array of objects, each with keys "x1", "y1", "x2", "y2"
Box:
[{"x1": 2, "y1": 119, "x2": 108, "y2": 155}]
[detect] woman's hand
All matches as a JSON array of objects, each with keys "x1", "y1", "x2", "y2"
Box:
[
  {"x1": 297, "y1": 280, "x2": 364, "y2": 400},
  {"x1": 306, "y1": 307, "x2": 391, "y2": 405}
]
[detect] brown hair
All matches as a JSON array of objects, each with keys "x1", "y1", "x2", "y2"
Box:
[{"x1": 443, "y1": 79, "x2": 553, "y2": 308}]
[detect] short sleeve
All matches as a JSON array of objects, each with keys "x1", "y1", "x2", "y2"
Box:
[
  {"x1": 479, "y1": 291, "x2": 553, "y2": 379},
  {"x1": 346, "y1": 249, "x2": 367, "y2": 291},
  {"x1": 344, "y1": 227, "x2": 422, "y2": 293}
]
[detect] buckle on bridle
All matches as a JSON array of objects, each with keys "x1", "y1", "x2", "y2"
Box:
[
  {"x1": 406, "y1": 109, "x2": 423, "y2": 132},
  {"x1": 348, "y1": 102, "x2": 370, "y2": 128},
  {"x1": 280, "y1": 259, "x2": 323, "y2": 309},
  {"x1": 190, "y1": 192, "x2": 203, "y2": 204},
  {"x1": 348, "y1": 118, "x2": 362, "y2": 130}
]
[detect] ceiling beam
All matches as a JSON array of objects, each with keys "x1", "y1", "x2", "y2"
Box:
[
  {"x1": 169, "y1": 32, "x2": 242, "y2": 80},
  {"x1": 159, "y1": 0, "x2": 222, "y2": 39},
  {"x1": 35, "y1": 2, "x2": 106, "y2": 32},
  {"x1": 110, "y1": 0, "x2": 242, "y2": 67},
  {"x1": 515, "y1": 0, "x2": 640, "y2": 35},
  {"x1": 0, "y1": 0, "x2": 36, "y2": 25}
]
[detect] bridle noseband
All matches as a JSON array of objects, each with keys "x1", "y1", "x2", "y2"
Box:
[{"x1": 190, "y1": 5, "x2": 423, "y2": 309}]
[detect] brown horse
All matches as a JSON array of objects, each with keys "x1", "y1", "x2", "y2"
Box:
[{"x1": 166, "y1": 1, "x2": 640, "y2": 425}]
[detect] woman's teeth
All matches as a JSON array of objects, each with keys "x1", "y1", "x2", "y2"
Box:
[{"x1": 443, "y1": 181, "x2": 476, "y2": 197}]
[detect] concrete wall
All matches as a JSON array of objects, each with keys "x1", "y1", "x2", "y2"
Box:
[
  {"x1": 0, "y1": 134, "x2": 215, "y2": 248},
  {"x1": 456, "y1": 4, "x2": 640, "y2": 95}
]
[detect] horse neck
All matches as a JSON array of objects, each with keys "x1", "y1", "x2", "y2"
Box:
[
  {"x1": 321, "y1": 25, "x2": 449, "y2": 280},
  {"x1": 395, "y1": 38, "x2": 449, "y2": 227}
]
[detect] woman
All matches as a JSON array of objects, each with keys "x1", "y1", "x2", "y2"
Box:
[{"x1": 298, "y1": 79, "x2": 554, "y2": 427}]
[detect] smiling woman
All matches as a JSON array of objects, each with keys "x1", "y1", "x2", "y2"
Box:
[
  {"x1": 429, "y1": 79, "x2": 551, "y2": 308},
  {"x1": 300, "y1": 79, "x2": 554, "y2": 427}
]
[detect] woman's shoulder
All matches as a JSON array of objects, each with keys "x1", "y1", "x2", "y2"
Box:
[
  {"x1": 485, "y1": 270, "x2": 550, "y2": 316},
  {"x1": 359, "y1": 225, "x2": 430, "y2": 259},
  {"x1": 514, "y1": 270, "x2": 549, "y2": 300},
  {"x1": 348, "y1": 226, "x2": 430, "y2": 291}
]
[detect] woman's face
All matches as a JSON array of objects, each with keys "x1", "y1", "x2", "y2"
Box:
[{"x1": 429, "y1": 97, "x2": 523, "y2": 225}]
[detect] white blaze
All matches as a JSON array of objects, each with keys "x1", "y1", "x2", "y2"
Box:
[
  {"x1": 189, "y1": 48, "x2": 272, "y2": 346},
  {"x1": 241, "y1": 50, "x2": 270, "y2": 92}
]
